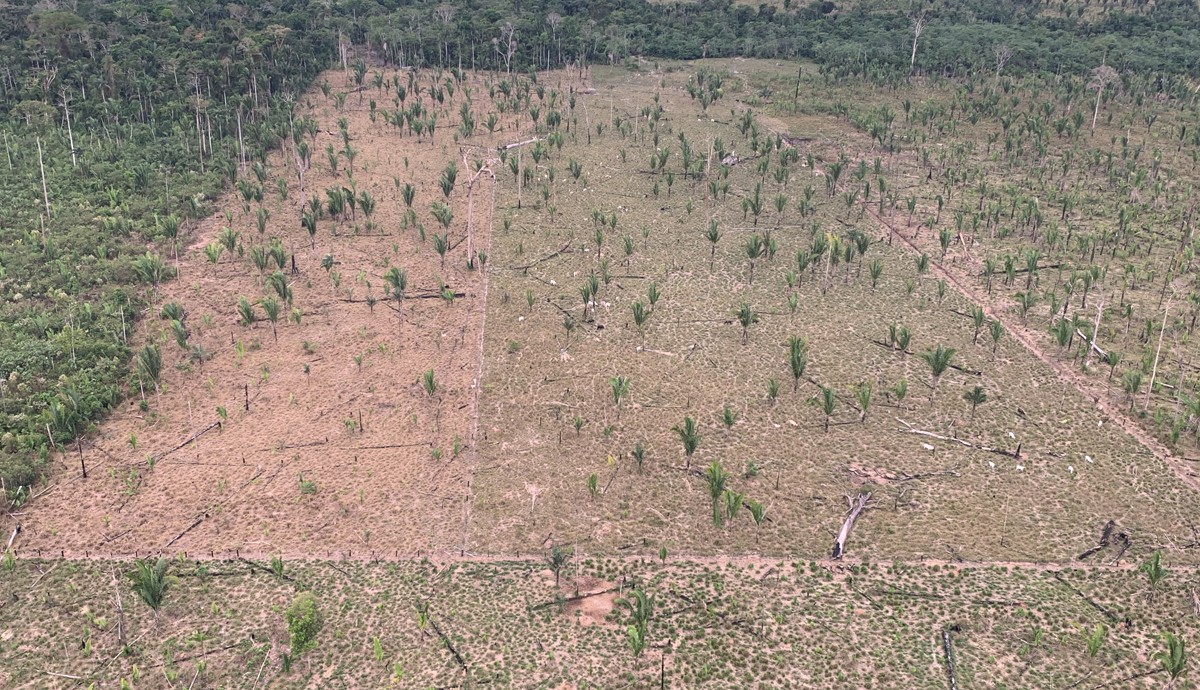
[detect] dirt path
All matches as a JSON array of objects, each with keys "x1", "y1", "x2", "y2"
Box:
[{"x1": 866, "y1": 204, "x2": 1200, "y2": 494}]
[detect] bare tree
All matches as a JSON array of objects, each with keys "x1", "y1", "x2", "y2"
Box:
[
  {"x1": 434, "y1": 5, "x2": 455, "y2": 66},
  {"x1": 461, "y1": 152, "x2": 499, "y2": 269},
  {"x1": 547, "y1": 12, "x2": 564, "y2": 66},
  {"x1": 992, "y1": 44, "x2": 1012, "y2": 94},
  {"x1": 1089, "y1": 65, "x2": 1119, "y2": 133},
  {"x1": 494, "y1": 22, "x2": 516, "y2": 77},
  {"x1": 909, "y1": 11, "x2": 928, "y2": 74},
  {"x1": 58, "y1": 87, "x2": 77, "y2": 168}
]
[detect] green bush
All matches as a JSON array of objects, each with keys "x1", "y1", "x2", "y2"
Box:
[{"x1": 286, "y1": 592, "x2": 323, "y2": 656}]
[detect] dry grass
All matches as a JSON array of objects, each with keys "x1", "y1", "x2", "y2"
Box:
[
  {"x1": 468, "y1": 62, "x2": 1200, "y2": 564},
  {"x1": 1, "y1": 555, "x2": 1196, "y2": 688}
]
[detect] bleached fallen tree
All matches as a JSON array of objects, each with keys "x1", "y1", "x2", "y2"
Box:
[{"x1": 831, "y1": 492, "x2": 871, "y2": 559}]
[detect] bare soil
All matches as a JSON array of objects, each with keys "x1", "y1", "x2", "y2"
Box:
[{"x1": 11, "y1": 68, "x2": 509, "y2": 558}]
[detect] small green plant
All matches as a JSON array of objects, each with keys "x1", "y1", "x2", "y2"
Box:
[
  {"x1": 1141, "y1": 550, "x2": 1168, "y2": 595},
  {"x1": 672, "y1": 416, "x2": 701, "y2": 468},
  {"x1": 610, "y1": 375, "x2": 631, "y2": 417},
  {"x1": 631, "y1": 442, "x2": 646, "y2": 472},
  {"x1": 1085, "y1": 623, "x2": 1107, "y2": 657},
  {"x1": 1158, "y1": 633, "x2": 1187, "y2": 686},
  {"x1": 704, "y1": 461, "x2": 728, "y2": 526},
  {"x1": 788, "y1": 336, "x2": 808, "y2": 392},
  {"x1": 812, "y1": 385, "x2": 836, "y2": 433},
  {"x1": 422, "y1": 369, "x2": 437, "y2": 396},
  {"x1": 587, "y1": 472, "x2": 599, "y2": 499},
  {"x1": 721, "y1": 404, "x2": 737, "y2": 427},
  {"x1": 735, "y1": 303, "x2": 758, "y2": 344},
  {"x1": 547, "y1": 545, "x2": 573, "y2": 587},
  {"x1": 298, "y1": 474, "x2": 318, "y2": 495},
  {"x1": 747, "y1": 500, "x2": 768, "y2": 542},
  {"x1": 963, "y1": 385, "x2": 988, "y2": 417},
  {"x1": 270, "y1": 555, "x2": 285, "y2": 579},
  {"x1": 129, "y1": 558, "x2": 171, "y2": 611}
]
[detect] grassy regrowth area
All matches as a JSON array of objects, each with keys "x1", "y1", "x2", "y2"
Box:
[
  {"x1": 469, "y1": 61, "x2": 1200, "y2": 563},
  {"x1": 2, "y1": 556, "x2": 1196, "y2": 689}
]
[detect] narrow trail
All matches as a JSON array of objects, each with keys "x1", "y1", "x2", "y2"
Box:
[{"x1": 866, "y1": 204, "x2": 1200, "y2": 494}]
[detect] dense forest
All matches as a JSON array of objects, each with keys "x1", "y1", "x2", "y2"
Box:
[{"x1": 1, "y1": 0, "x2": 1198, "y2": 499}]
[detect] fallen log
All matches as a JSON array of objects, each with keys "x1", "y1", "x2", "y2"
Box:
[
  {"x1": 895, "y1": 418, "x2": 1021, "y2": 458},
  {"x1": 1077, "y1": 520, "x2": 1116, "y2": 560},
  {"x1": 531, "y1": 586, "x2": 620, "y2": 610},
  {"x1": 942, "y1": 629, "x2": 959, "y2": 690},
  {"x1": 1077, "y1": 329, "x2": 1107, "y2": 358},
  {"x1": 511, "y1": 240, "x2": 572, "y2": 272},
  {"x1": 154, "y1": 421, "x2": 221, "y2": 464},
  {"x1": 947, "y1": 362, "x2": 983, "y2": 376},
  {"x1": 831, "y1": 492, "x2": 870, "y2": 559},
  {"x1": 428, "y1": 617, "x2": 469, "y2": 675},
  {"x1": 502, "y1": 136, "x2": 542, "y2": 150},
  {"x1": 1083, "y1": 667, "x2": 1163, "y2": 690},
  {"x1": 1052, "y1": 572, "x2": 1118, "y2": 622},
  {"x1": 164, "y1": 514, "x2": 206, "y2": 549}
]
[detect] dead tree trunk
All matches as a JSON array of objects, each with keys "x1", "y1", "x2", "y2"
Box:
[
  {"x1": 942, "y1": 629, "x2": 959, "y2": 690},
  {"x1": 831, "y1": 492, "x2": 870, "y2": 559},
  {"x1": 461, "y1": 153, "x2": 498, "y2": 270}
]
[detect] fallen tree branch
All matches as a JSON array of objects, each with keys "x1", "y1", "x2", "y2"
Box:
[
  {"x1": 428, "y1": 617, "x2": 470, "y2": 676},
  {"x1": 942, "y1": 629, "x2": 959, "y2": 690},
  {"x1": 1077, "y1": 329, "x2": 1107, "y2": 358},
  {"x1": 502, "y1": 136, "x2": 542, "y2": 150},
  {"x1": 511, "y1": 240, "x2": 572, "y2": 272},
  {"x1": 164, "y1": 514, "x2": 206, "y2": 549},
  {"x1": 895, "y1": 418, "x2": 1021, "y2": 458},
  {"x1": 30, "y1": 561, "x2": 61, "y2": 588},
  {"x1": 1052, "y1": 572, "x2": 1118, "y2": 623},
  {"x1": 832, "y1": 492, "x2": 870, "y2": 559},
  {"x1": 531, "y1": 586, "x2": 621, "y2": 610},
  {"x1": 154, "y1": 421, "x2": 221, "y2": 464},
  {"x1": 1083, "y1": 667, "x2": 1163, "y2": 690},
  {"x1": 1077, "y1": 520, "x2": 1116, "y2": 560}
]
